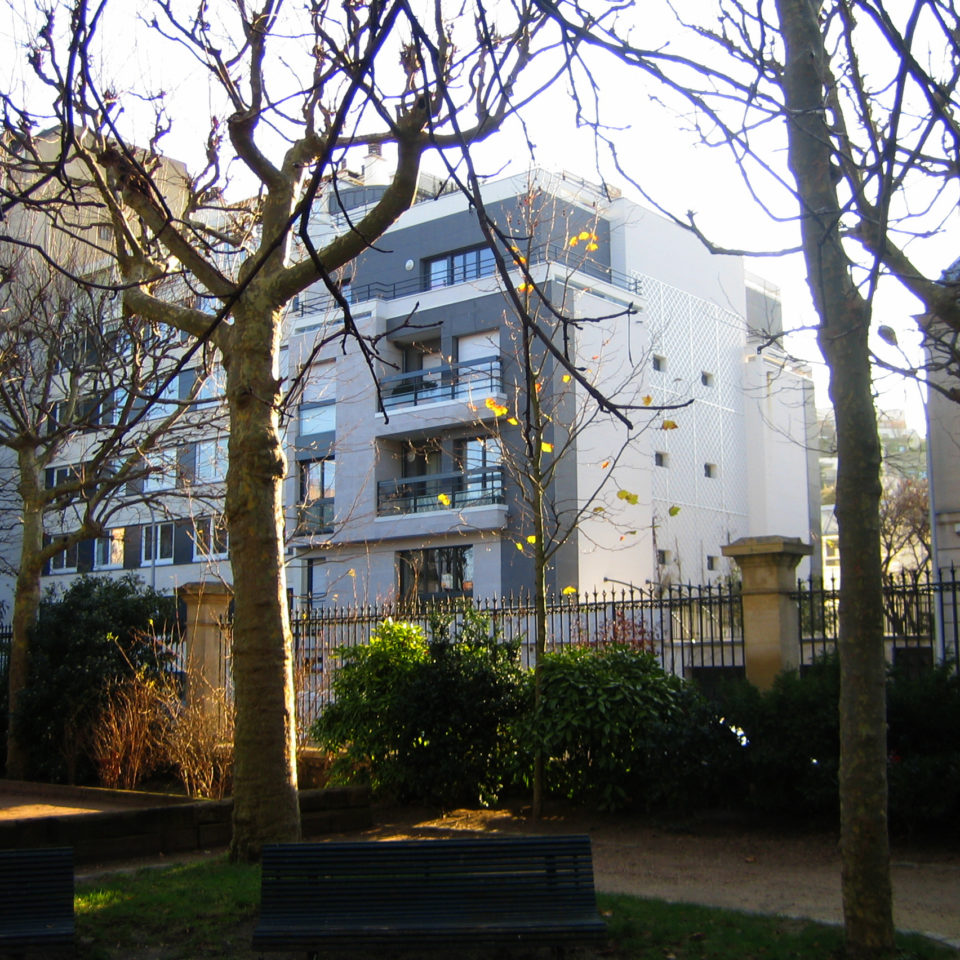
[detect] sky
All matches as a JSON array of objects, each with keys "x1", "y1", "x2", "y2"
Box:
[{"x1": 2, "y1": 0, "x2": 950, "y2": 433}]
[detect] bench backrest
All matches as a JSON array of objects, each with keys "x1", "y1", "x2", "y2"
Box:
[
  {"x1": 0, "y1": 847, "x2": 74, "y2": 934},
  {"x1": 260, "y1": 836, "x2": 599, "y2": 926}
]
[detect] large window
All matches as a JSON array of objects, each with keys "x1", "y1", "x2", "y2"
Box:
[
  {"x1": 93, "y1": 529, "x2": 125, "y2": 570},
  {"x1": 426, "y1": 245, "x2": 496, "y2": 289},
  {"x1": 142, "y1": 522, "x2": 174, "y2": 565},
  {"x1": 298, "y1": 458, "x2": 335, "y2": 534},
  {"x1": 194, "y1": 438, "x2": 228, "y2": 484},
  {"x1": 457, "y1": 437, "x2": 502, "y2": 505},
  {"x1": 298, "y1": 365, "x2": 336, "y2": 437},
  {"x1": 145, "y1": 376, "x2": 181, "y2": 419},
  {"x1": 143, "y1": 451, "x2": 177, "y2": 493},
  {"x1": 49, "y1": 538, "x2": 79, "y2": 574},
  {"x1": 398, "y1": 545, "x2": 474, "y2": 602},
  {"x1": 192, "y1": 515, "x2": 229, "y2": 560}
]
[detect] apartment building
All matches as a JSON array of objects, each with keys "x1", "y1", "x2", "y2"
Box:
[
  {"x1": 9, "y1": 166, "x2": 819, "y2": 610},
  {"x1": 279, "y1": 168, "x2": 818, "y2": 606}
]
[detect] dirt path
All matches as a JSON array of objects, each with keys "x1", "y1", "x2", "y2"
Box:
[{"x1": 338, "y1": 806, "x2": 960, "y2": 948}]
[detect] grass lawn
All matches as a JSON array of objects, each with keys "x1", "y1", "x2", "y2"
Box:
[{"x1": 72, "y1": 857, "x2": 959, "y2": 960}]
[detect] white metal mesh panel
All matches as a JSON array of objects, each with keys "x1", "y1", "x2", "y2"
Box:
[{"x1": 640, "y1": 274, "x2": 750, "y2": 582}]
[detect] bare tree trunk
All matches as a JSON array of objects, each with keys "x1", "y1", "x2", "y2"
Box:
[
  {"x1": 776, "y1": 1, "x2": 895, "y2": 954},
  {"x1": 225, "y1": 303, "x2": 300, "y2": 861},
  {"x1": 6, "y1": 473, "x2": 44, "y2": 780}
]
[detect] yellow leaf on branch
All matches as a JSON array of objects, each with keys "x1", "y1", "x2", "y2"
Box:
[{"x1": 661, "y1": 419, "x2": 678, "y2": 430}]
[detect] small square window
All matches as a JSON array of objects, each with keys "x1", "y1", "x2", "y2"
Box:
[
  {"x1": 707, "y1": 555, "x2": 718, "y2": 571},
  {"x1": 704, "y1": 463, "x2": 718, "y2": 479},
  {"x1": 654, "y1": 451, "x2": 668, "y2": 467},
  {"x1": 701, "y1": 371, "x2": 714, "y2": 387},
  {"x1": 652, "y1": 355, "x2": 666, "y2": 372},
  {"x1": 657, "y1": 549, "x2": 672, "y2": 566}
]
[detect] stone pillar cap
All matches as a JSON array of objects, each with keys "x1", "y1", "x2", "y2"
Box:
[
  {"x1": 177, "y1": 581, "x2": 235, "y2": 598},
  {"x1": 721, "y1": 535, "x2": 813, "y2": 559}
]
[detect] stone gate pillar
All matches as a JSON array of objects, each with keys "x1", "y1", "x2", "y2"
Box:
[
  {"x1": 178, "y1": 581, "x2": 233, "y2": 715},
  {"x1": 721, "y1": 536, "x2": 812, "y2": 690}
]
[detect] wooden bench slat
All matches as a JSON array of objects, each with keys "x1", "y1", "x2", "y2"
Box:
[
  {"x1": 253, "y1": 836, "x2": 606, "y2": 953},
  {"x1": 0, "y1": 847, "x2": 76, "y2": 950}
]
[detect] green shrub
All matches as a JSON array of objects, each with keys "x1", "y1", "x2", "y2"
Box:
[
  {"x1": 312, "y1": 607, "x2": 525, "y2": 806},
  {"x1": 15, "y1": 574, "x2": 179, "y2": 784},
  {"x1": 886, "y1": 661, "x2": 960, "y2": 833},
  {"x1": 530, "y1": 645, "x2": 741, "y2": 812},
  {"x1": 713, "y1": 657, "x2": 841, "y2": 821}
]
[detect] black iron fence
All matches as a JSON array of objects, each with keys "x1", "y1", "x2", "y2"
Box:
[
  {"x1": 796, "y1": 566, "x2": 960, "y2": 669},
  {"x1": 290, "y1": 582, "x2": 744, "y2": 730}
]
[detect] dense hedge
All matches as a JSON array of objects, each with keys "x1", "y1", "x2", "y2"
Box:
[
  {"x1": 312, "y1": 607, "x2": 525, "y2": 806},
  {"x1": 317, "y1": 615, "x2": 960, "y2": 833},
  {"x1": 12, "y1": 575, "x2": 179, "y2": 783}
]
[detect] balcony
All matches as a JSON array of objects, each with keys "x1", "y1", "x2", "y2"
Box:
[
  {"x1": 287, "y1": 241, "x2": 636, "y2": 319},
  {"x1": 295, "y1": 498, "x2": 334, "y2": 535},
  {"x1": 381, "y1": 356, "x2": 502, "y2": 411},
  {"x1": 377, "y1": 468, "x2": 504, "y2": 516}
]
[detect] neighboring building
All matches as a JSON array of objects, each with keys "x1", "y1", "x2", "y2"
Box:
[
  {"x1": 926, "y1": 258, "x2": 960, "y2": 575},
  {"x1": 10, "y1": 166, "x2": 819, "y2": 609}
]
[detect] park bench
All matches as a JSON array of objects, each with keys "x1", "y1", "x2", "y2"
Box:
[
  {"x1": 253, "y1": 834, "x2": 607, "y2": 957},
  {"x1": 0, "y1": 847, "x2": 75, "y2": 956}
]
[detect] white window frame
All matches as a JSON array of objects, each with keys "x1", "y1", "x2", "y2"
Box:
[
  {"x1": 93, "y1": 529, "x2": 125, "y2": 570},
  {"x1": 49, "y1": 539, "x2": 79, "y2": 574},
  {"x1": 194, "y1": 438, "x2": 228, "y2": 484},
  {"x1": 192, "y1": 515, "x2": 229, "y2": 561},
  {"x1": 144, "y1": 452, "x2": 177, "y2": 493},
  {"x1": 141, "y1": 522, "x2": 175, "y2": 566}
]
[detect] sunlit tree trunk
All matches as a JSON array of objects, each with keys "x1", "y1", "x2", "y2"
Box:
[
  {"x1": 777, "y1": 0, "x2": 894, "y2": 955},
  {"x1": 224, "y1": 301, "x2": 300, "y2": 860},
  {"x1": 6, "y1": 451, "x2": 45, "y2": 780}
]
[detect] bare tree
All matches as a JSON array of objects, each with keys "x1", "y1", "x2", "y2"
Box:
[
  {"x1": 879, "y1": 477, "x2": 930, "y2": 580},
  {"x1": 523, "y1": 1, "x2": 959, "y2": 955},
  {"x1": 0, "y1": 0, "x2": 636, "y2": 859},
  {"x1": 0, "y1": 250, "x2": 214, "y2": 778}
]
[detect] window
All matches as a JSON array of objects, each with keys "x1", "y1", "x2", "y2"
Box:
[
  {"x1": 194, "y1": 364, "x2": 225, "y2": 406},
  {"x1": 47, "y1": 464, "x2": 79, "y2": 490},
  {"x1": 50, "y1": 539, "x2": 79, "y2": 573},
  {"x1": 299, "y1": 402, "x2": 336, "y2": 436},
  {"x1": 142, "y1": 522, "x2": 174, "y2": 565},
  {"x1": 192, "y1": 515, "x2": 229, "y2": 560},
  {"x1": 298, "y1": 458, "x2": 335, "y2": 534},
  {"x1": 457, "y1": 437, "x2": 503, "y2": 505},
  {"x1": 144, "y1": 452, "x2": 177, "y2": 492},
  {"x1": 706, "y1": 555, "x2": 718, "y2": 572},
  {"x1": 93, "y1": 529, "x2": 125, "y2": 570},
  {"x1": 398, "y1": 546, "x2": 474, "y2": 602},
  {"x1": 145, "y1": 376, "x2": 181, "y2": 419},
  {"x1": 426, "y1": 245, "x2": 496, "y2": 289},
  {"x1": 704, "y1": 462, "x2": 718, "y2": 479},
  {"x1": 298, "y1": 366, "x2": 336, "y2": 437},
  {"x1": 652, "y1": 354, "x2": 666, "y2": 372},
  {"x1": 701, "y1": 371, "x2": 715, "y2": 387},
  {"x1": 657, "y1": 549, "x2": 672, "y2": 566},
  {"x1": 194, "y1": 438, "x2": 228, "y2": 484},
  {"x1": 654, "y1": 451, "x2": 668, "y2": 467}
]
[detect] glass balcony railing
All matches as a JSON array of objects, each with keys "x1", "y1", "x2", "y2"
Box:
[
  {"x1": 377, "y1": 467, "x2": 504, "y2": 516},
  {"x1": 381, "y1": 356, "x2": 502, "y2": 411},
  {"x1": 287, "y1": 241, "x2": 637, "y2": 319}
]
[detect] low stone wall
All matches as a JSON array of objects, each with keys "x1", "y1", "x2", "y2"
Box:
[{"x1": 0, "y1": 782, "x2": 370, "y2": 864}]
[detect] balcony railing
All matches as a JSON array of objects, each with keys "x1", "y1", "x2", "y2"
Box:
[
  {"x1": 381, "y1": 356, "x2": 502, "y2": 411},
  {"x1": 295, "y1": 498, "x2": 335, "y2": 535},
  {"x1": 288, "y1": 241, "x2": 640, "y2": 320},
  {"x1": 377, "y1": 467, "x2": 504, "y2": 516}
]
